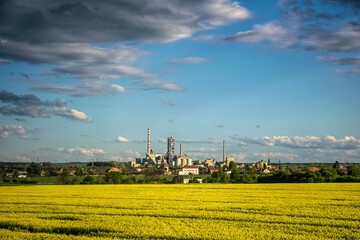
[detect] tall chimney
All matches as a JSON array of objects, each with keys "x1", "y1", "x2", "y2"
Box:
[
  {"x1": 147, "y1": 128, "x2": 150, "y2": 154},
  {"x1": 180, "y1": 144, "x2": 182, "y2": 156},
  {"x1": 223, "y1": 140, "x2": 225, "y2": 162}
]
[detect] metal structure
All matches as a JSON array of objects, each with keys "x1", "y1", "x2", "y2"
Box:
[
  {"x1": 165, "y1": 136, "x2": 175, "y2": 163},
  {"x1": 147, "y1": 128, "x2": 150, "y2": 154}
]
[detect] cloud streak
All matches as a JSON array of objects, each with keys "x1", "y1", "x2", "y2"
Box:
[
  {"x1": 170, "y1": 57, "x2": 210, "y2": 64},
  {"x1": 57, "y1": 147, "x2": 105, "y2": 157},
  {"x1": 233, "y1": 135, "x2": 360, "y2": 150}
]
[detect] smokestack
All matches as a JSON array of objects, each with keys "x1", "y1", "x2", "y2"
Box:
[
  {"x1": 147, "y1": 128, "x2": 150, "y2": 154},
  {"x1": 180, "y1": 144, "x2": 182, "y2": 156},
  {"x1": 223, "y1": 140, "x2": 225, "y2": 162}
]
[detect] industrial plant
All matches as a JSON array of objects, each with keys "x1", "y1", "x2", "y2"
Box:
[{"x1": 140, "y1": 128, "x2": 233, "y2": 169}]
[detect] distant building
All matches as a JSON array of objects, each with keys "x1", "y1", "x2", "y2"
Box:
[
  {"x1": 135, "y1": 158, "x2": 142, "y2": 165},
  {"x1": 270, "y1": 166, "x2": 277, "y2": 173},
  {"x1": 174, "y1": 177, "x2": 202, "y2": 184},
  {"x1": 209, "y1": 167, "x2": 222, "y2": 174},
  {"x1": 161, "y1": 164, "x2": 170, "y2": 175},
  {"x1": 178, "y1": 165, "x2": 199, "y2": 175},
  {"x1": 253, "y1": 160, "x2": 269, "y2": 170},
  {"x1": 130, "y1": 161, "x2": 141, "y2": 168},
  {"x1": 225, "y1": 157, "x2": 235, "y2": 168},
  {"x1": 165, "y1": 136, "x2": 175, "y2": 164},
  {"x1": 146, "y1": 149, "x2": 165, "y2": 165},
  {"x1": 309, "y1": 167, "x2": 320, "y2": 172},
  {"x1": 204, "y1": 159, "x2": 215, "y2": 167},
  {"x1": 107, "y1": 167, "x2": 122, "y2": 173}
]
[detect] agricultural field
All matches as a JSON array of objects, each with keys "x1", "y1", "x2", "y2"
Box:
[{"x1": 0, "y1": 183, "x2": 360, "y2": 239}]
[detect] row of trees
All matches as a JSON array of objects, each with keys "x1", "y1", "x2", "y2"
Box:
[{"x1": 204, "y1": 164, "x2": 360, "y2": 184}]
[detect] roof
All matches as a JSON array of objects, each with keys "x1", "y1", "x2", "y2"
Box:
[
  {"x1": 309, "y1": 167, "x2": 320, "y2": 172},
  {"x1": 183, "y1": 165, "x2": 198, "y2": 169},
  {"x1": 209, "y1": 167, "x2": 222, "y2": 170},
  {"x1": 163, "y1": 164, "x2": 169, "y2": 168},
  {"x1": 108, "y1": 167, "x2": 121, "y2": 172}
]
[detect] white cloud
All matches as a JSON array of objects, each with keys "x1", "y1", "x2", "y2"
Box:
[
  {"x1": 57, "y1": 147, "x2": 105, "y2": 156},
  {"x1": 235, "y1": 135, "x2": 360, "y2": 150},
  {"x1": 170, "y1": 57, "x2": 211, "y2": 64},
  {"x1": 1, "y1": 155, "x2": 32, "y2": 162},
  {"x1": 110, "y1": 84, "x2": 125, "y2": 93},
  {"x1": 117, "y1": 136, "x2": 131, "y2": 142},
  {"x1": 226, "y1": 21, "x2": 295, "y2": 47},
  {"x1": 53, "y1": 107, "x2": 91, "y2": 122},
  {"x1": 0, "y1": 125, "x2": 28, "y2": 139},
  {"x1": 140, "y1": 80, "x2": 186, "y2": 92}
]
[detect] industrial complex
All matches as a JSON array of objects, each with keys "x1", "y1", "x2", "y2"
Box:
[{"x1": 140, "y1": 128, "x2": 234, "y2": 170}]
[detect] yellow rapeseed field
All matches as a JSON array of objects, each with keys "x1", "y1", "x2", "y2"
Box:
[{"x1": 0, "y1": 183, "x2": 359, "y2": 239}]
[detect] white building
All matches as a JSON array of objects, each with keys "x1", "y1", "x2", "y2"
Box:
[{"x1": 178, "y1": 165, "x2": 199, "y2": 175}]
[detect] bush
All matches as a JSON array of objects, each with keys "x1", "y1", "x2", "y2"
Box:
[{"x1": 81, "y1": 176, "x2": 95, "y2": 184}]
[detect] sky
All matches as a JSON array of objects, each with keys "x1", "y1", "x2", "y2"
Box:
[{"x1": 0, "y1": 0, "x2": 360, "y2": 163}]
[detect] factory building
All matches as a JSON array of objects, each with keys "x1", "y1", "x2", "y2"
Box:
[
  {"x1": 175, "y1": 144, "x2": 192, "y2": 167},
  {"x1": 143, "y1": 129, "x2": 195, "y2": 167},
  {"x1": 145, "y1": 128, "x2": 164, "y2": 165},
  {"x1": 165, "y1": 136, "x2": 175, "y2": 165}
]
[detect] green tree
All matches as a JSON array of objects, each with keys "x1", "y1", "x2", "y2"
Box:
[
  {"x1": 229, "y1": 161, "x2": 237, "y2": 171},
  {"x1": 57, "y1": 168, "x2": 75, "y2": 184},
  {"x1": 347, "y1": 164, "x2": 360, "y2": 177},
  {"x1": 104, "y1": 171, "x2": 123, "y2": 184},
  {"x1": 42, "y1": 162, "x2": 58, "y2": 176},
  {"x1": 75, "y1": 168, "x2": 84, "y2": 176},
  {"x1": 13, "y1": 169, "x2": 19, "y2": 178},
  {"x1": 122, "y1": 176, "x2": 136, "y2": 184},
  {"x1": 319, "y1": 167, "x2": 338, "y2": 182},
  {"x1": 81, "y1": 176, "x2": 95, "y2": 184},
  {"x1": 26, "y1": 163, "x2": 43, "y2": 177}
]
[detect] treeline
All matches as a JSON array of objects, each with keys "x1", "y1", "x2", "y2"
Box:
[
  {"x1": 59, "y1": 171, "x2": 171, "y2": 185},
  {"x1": 204, "y1": 164, "x2": 360, "y2": 183}
]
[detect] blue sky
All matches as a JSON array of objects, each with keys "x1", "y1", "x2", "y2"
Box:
[{"x1": 1, "y1": 0, "x2": 360, "y2": 163}]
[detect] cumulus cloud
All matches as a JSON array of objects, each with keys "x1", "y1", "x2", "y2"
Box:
[
  {"x1": 116, "y1": 136, "x2": 131, "y2": 142},
  {"x1": 0, "y1": 125, "x2": 28, "y2": 139},
  {"x1": 234, "y1": 135, "x2": 360, "y2": 150},
  {"x1": 0, "y1": 0, "x2": 252, "y2": 96},
  {"x1": 170, "y1": 57, "x2": 211, "y2": 64},
  {"x1": 57, "y1": 147, "x2": 105, "y2": 156},
  {"x1": 226, "y1": 0, "x2": 360, "y2": 74},
  {"x1": 226, "y1": 21, "x2": 296, "y2": 48},
  {"x1": 53, "y1": 107, "x2": 91, "y2": 122},
  {"x1": 0, "y1": 0, "x2": 250, "y2": 44},
  {"x1": 0, "y1": 90, "x2": 91, "y2": 122}
]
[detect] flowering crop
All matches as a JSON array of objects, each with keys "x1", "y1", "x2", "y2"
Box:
[{"x1": 0, "y1": 183, "x2": 359, "y2": 239}]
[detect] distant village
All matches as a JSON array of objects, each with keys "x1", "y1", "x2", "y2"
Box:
[{"x1": 1, "y1": 129, "x2": 359, "y2": 184}]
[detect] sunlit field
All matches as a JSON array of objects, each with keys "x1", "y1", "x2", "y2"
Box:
[{"x1": 1, "y1": 183, "x2": 360, "y2": 239}]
